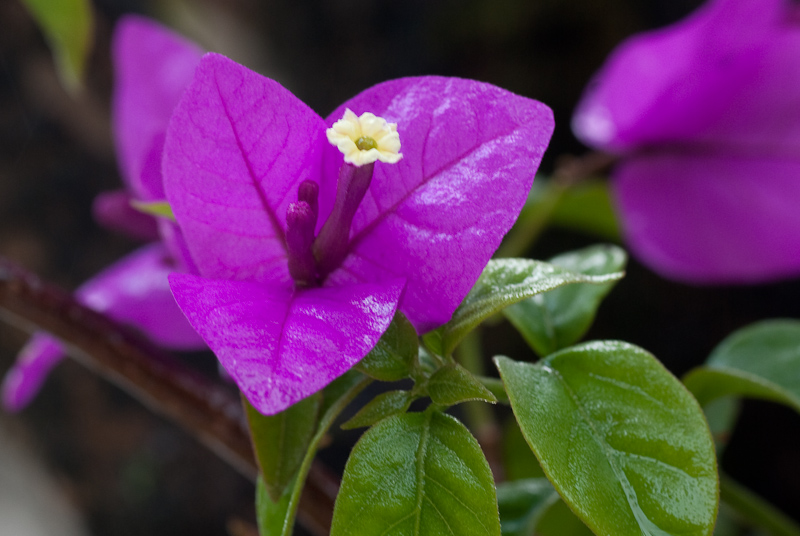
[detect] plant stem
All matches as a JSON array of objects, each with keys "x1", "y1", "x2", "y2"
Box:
[
  {"x1": 283, "y1": 374, "x2": 372, "y2": 536},
  {"x1": 455, "y1": 330, "x2": 505, "y2": 480},
  {"x1": 720, "y1": 473, "x2": 800, "y2": 536},
  {"x1": 0, "y1": 256, "x2": 255, "y2": 476},
  {"x1": 0, "y1": 256, "x2": 337, "y2": 535}
]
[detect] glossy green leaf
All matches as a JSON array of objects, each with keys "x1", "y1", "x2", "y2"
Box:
[
  {"x1": 256, "y1": 475, "x2": 294, "y2": 536},
  {"x1": 341, "y1": 390, "x2": 413, "y2": 430},
  {"x1": 443, "y1": 259, "x2": 624, "y2": 355},
  {"x1": 683, "y1": 320, "x2": 800, "y2": 412},
  {"x1": 503, "y1": 245, "x2": 626, "y2": 356},
  {"x1": 357, "y1": 312, "x2": 418, "y2": 381},
  {"x1": 130, "y1": 200, "x2": 176, "y2": 221},
  {"x1": 497, "y1": 478, "x2": 559, "y2": 536},
  {"x1": 21, "y1": 0, "x2": 93, "y2": 92},
  {"x1": 331, "y1": 410, "x2": 501, "y2": 536},
  {"x1": 421, "y1": 328, "x2": 445, "y2": 358},
  {"x1": 427, "y1": 364, "x2": 497, "y2": 406},
  {"x1": 551, "y1": 180, "x2": 621, "y2": 241},
  {"x1": 496, "y1": 342, "x2": 718, "y2": 536},
  {"x1": 244, "y1": 393, "x2": 320, "y2": 502}
]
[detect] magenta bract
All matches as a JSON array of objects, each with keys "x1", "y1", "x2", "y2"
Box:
[
  {"x1": 573, "y1": 0, "x2": 800, "y2": 283},
  {"x1": 163, "y1": 53, "x2": 554, "y2": 415},
  {"x1": 1, "y1": 16, "x2": 205, "y2": 412}
]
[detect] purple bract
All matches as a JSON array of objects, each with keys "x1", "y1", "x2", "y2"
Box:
[
  {"x1": 572, "y1": 0, "x2": 800, "y2": 283},
  {"x1": 163, "y1": 54, "x2": 554, "y2": 415},
  {"x1": 1, "y1": 16, "x2": 205, "y2": 412}
]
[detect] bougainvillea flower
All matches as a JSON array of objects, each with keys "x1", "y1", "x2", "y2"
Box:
[
  {"x1": 1, "y1": 16, "x2": 205, "y2": 412},
  {"x1": 572, "y1": 0, "x2": 800, "y2": 283},
  {"x1": 163, "y1": 53, "x2": 554, "y2": 415}
]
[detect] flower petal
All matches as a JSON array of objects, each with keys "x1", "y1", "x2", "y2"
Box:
[
  {"x1": 157, "y1": 219, "x2": 199, "y2": 275},
  {"x1": 112, "y1": 15, "x2": 203, "y2": 200},
  {"x1": 92, "y1": 189, "x2": 160, "y2": 241},
  {"x1": 76, "y1": 243, "x2": 204, "y2": 348},
  {"x1": 1, "y1": 333, "x2": 64, "y2": 412},
  {"x1": 163, "y1": 54, "x2": 328, "y2": 286},
  {"x1": 572, "y1": 0, "x2": 800, "y2": 154},
  {"x1": 168, "y1": 273, "x2": 404, "y2": 415},
  {"x1": 614, "y1": 151, "x2": 800, "y2": 283},
  {"x1": 324, "y1": 77, "x2": 554, "y2": 332}
]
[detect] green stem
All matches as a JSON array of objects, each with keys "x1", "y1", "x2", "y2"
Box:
[
  {"x1": 455, "y1": 331, "x2": 507, "y2": 481},
  {"x1": 282, "y1": 374, "x2": 372, "y2": 536},
  {"x1": 720, "y1": 473, "x2": 800, "y2": 536},
  {"x1": 455, "y1": 331, "x2": 496, "y2": 430}
]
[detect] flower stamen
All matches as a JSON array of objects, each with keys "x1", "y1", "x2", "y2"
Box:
[
  {"x1": 355, "y1": 136, "x2": 378, "y2": 152},
  {"x1": 327, "y1": 109, "x2": 402, "y2": 167}
]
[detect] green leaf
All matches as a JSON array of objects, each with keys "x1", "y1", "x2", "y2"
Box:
[
  {"x1": 551, "y1": 180, "x2": 621, "y2": 241},
  {"x1": 683, "y1": 319, "x2": 800, "y2": 412},
  {"x1": 20, "y1": 0, "x2": 93, "y2": 92},
  {"x1": 416, "y1": 346, "x2": 440, "y2": 377},
  {"x1": 497, "y1": 478, "x2": 559, "y2": 536},
  {"x1": 341, "y1": 390, "x2": 413, "y2": 430},
  {"x1": 443, "y1": 259, "x2": 624, "y2": 355},
  {"x1": 356, "y1": 312, "x2": 418, "y2": 381},
  {"x1": 331, "y1": 410, "x2": 501, "y2": 536},
  {"x1": 496, "y1": 343, "x2": 718, "y2": 536},
  {"x1": 244, "y1": 393, "x2": 321, "y2": 502},
  {"x1": 503, "y1": 245, "x2": 626, "y2": 356},
  {"x1": 130, "y1": 200, "x2": 176, "y2": 221},
  {"x1": 427, "y1": 363, "x2": 497, "y2": 406},
  {"x1": 421, "y1": 328, "x2": 445, "y2": 357},
  {"x1": 256, "y1": 475, "x2": 294, "y2": 536}
]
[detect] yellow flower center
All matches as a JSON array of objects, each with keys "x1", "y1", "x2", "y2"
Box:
[
  {"x1": 355, "y1": 136, "x2": 378, "y2": 151},
  {"x1": 326, "y1": 109, "x2": 403, "y2": 167}
]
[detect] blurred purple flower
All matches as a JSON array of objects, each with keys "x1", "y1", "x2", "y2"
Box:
[
  {"x1": 572, "y1": 0, "x2": 800, "y2": 283},
  {"x1": 163, "y1": 54, "x2": 554, "y2": 414},
  {"x1": 2, "y1": 16, "x2": 205, "y2": 412}
]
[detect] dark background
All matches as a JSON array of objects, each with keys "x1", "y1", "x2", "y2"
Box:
[{"x1": 1, "y1": 0, "x2": 798, "y2": 534}]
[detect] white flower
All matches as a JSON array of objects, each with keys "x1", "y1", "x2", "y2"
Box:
[{"x1": 326, "y1": 109, "x2": 402, "y2": 166}]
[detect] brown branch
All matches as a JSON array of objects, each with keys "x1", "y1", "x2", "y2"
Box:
[
  {"x1": 552, "y1": 151, "x2": 617, "y2": 185},
  {"x1": 0, "y1": 256, "x2": 336, "y2": 535}
]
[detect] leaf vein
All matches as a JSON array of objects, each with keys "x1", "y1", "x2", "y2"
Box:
[{"x1": 426, "y1": 475, "x2": 491, "y2": 533}]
